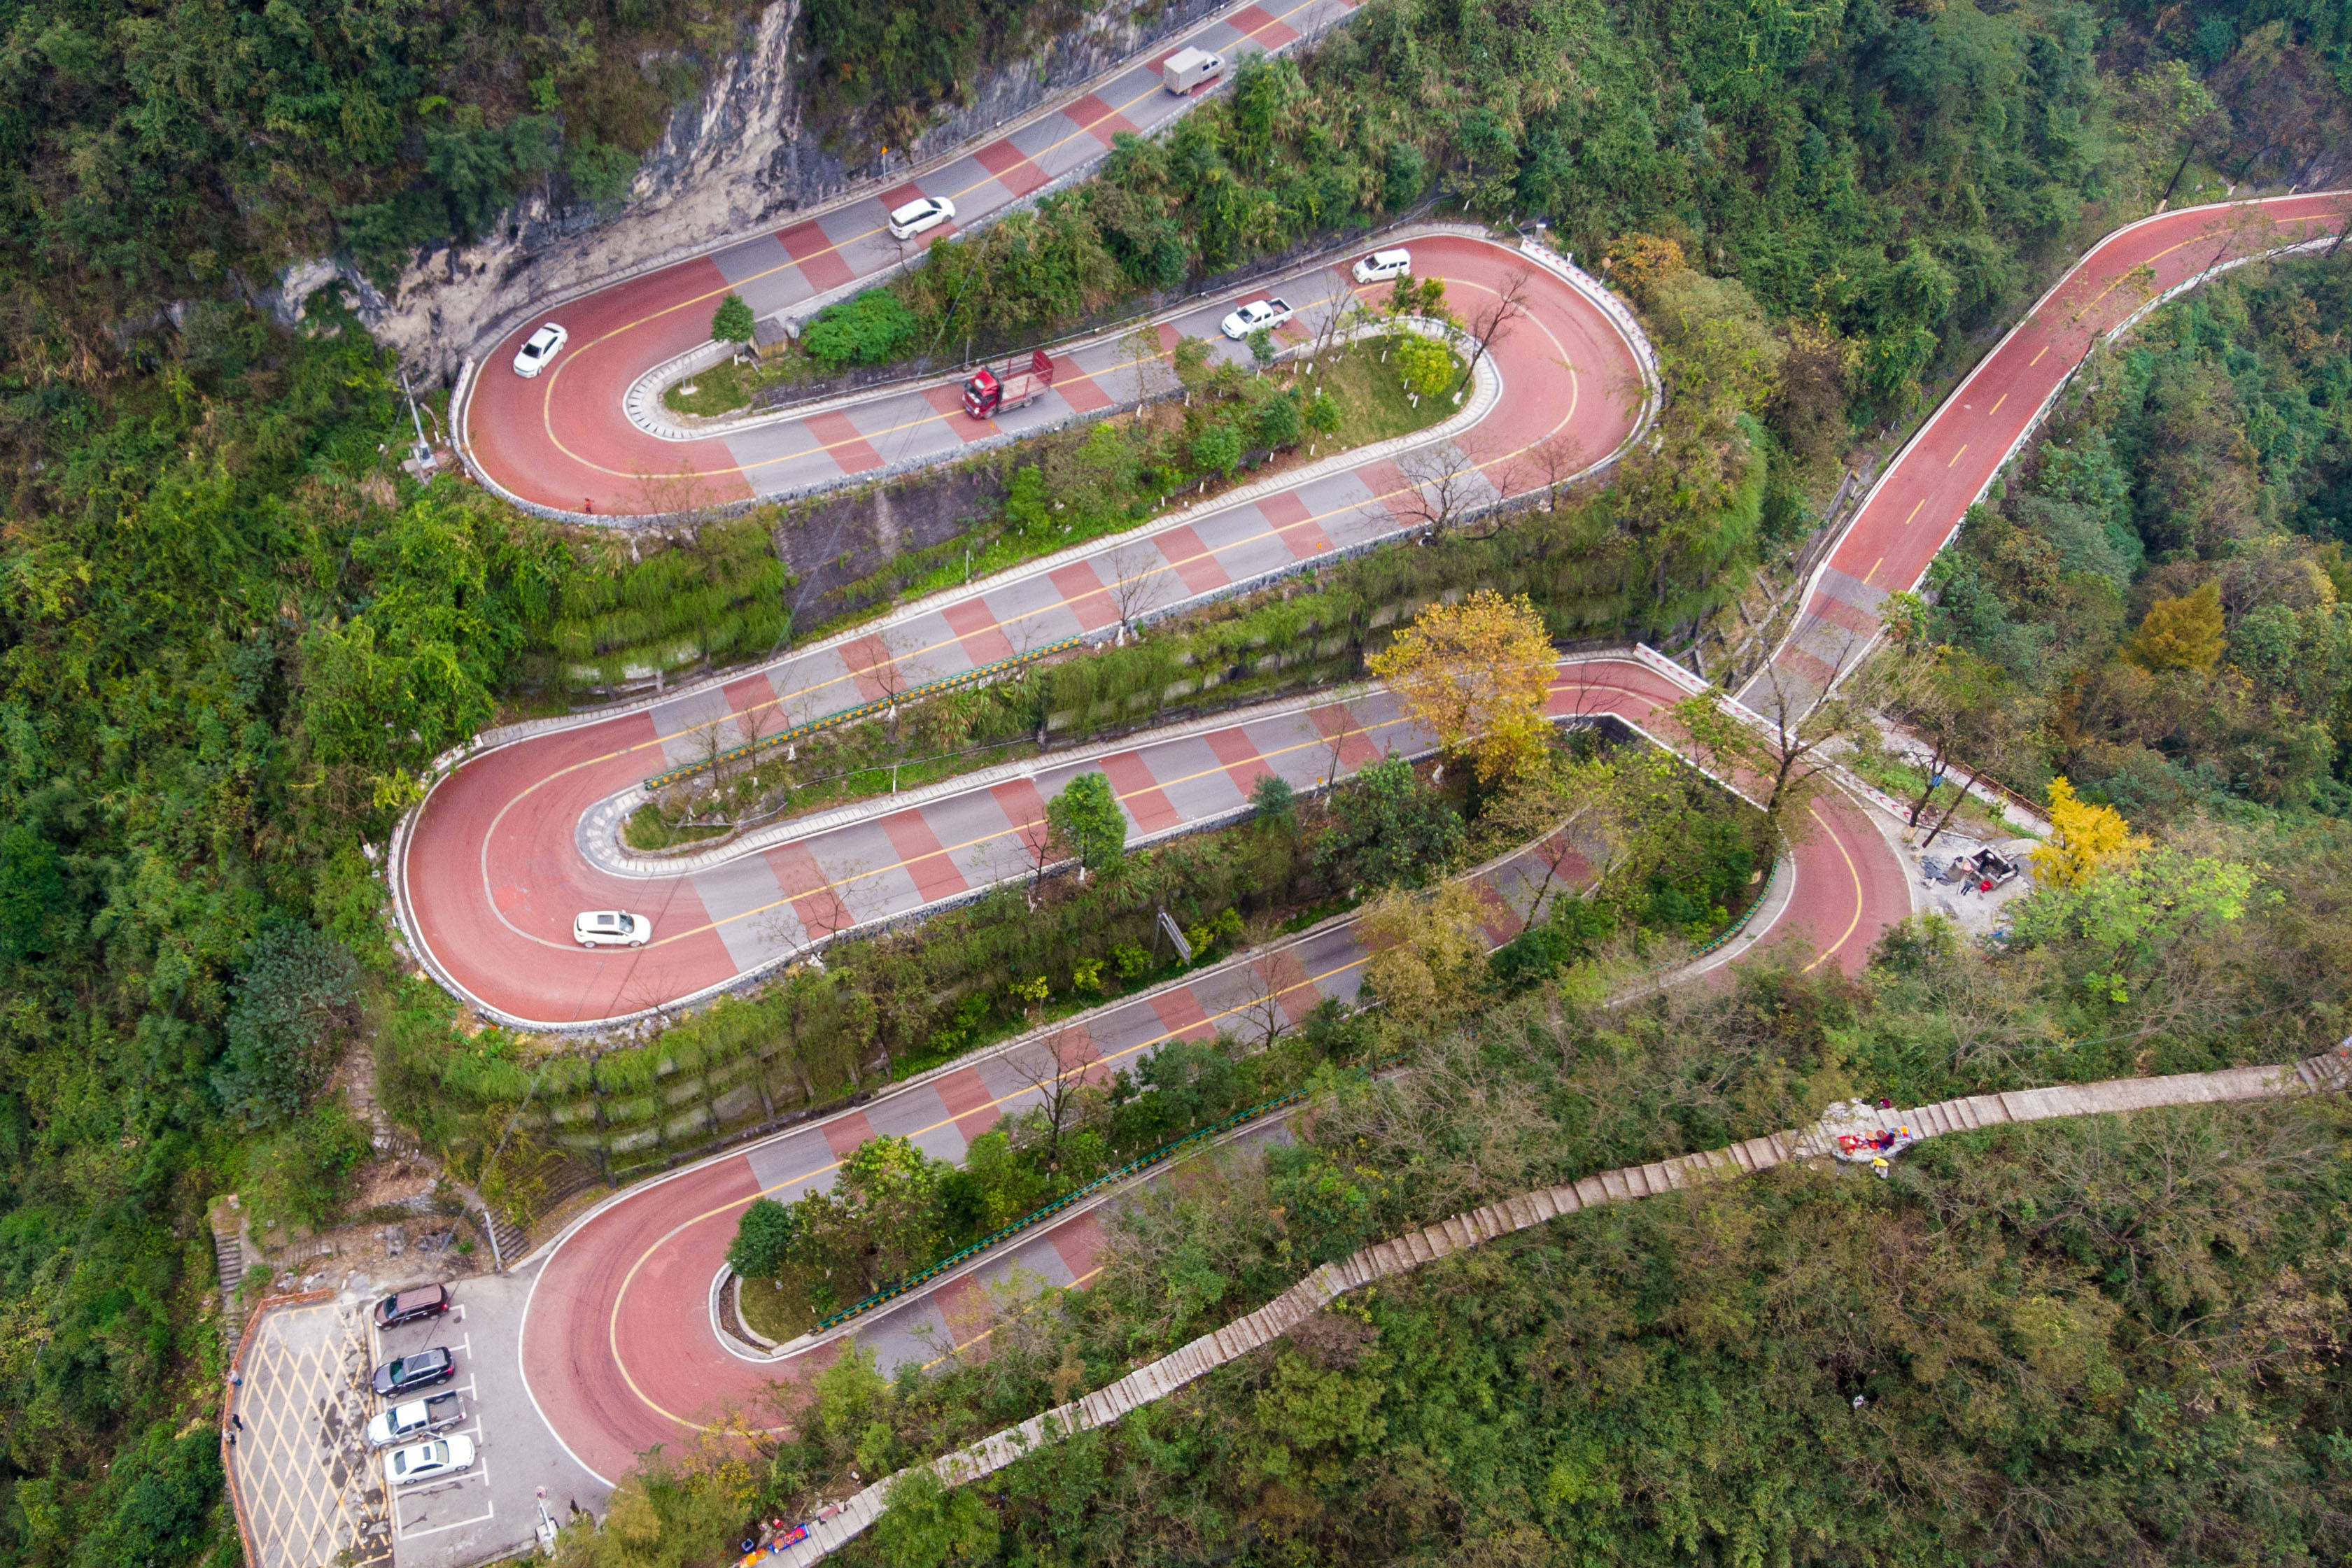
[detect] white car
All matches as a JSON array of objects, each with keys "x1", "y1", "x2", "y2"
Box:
[
  {"x1": 510, "y1": 322, "x2": 568, "y2": 378},
  {"x1": 886, "y1": 196, "x2": 956, "y2": 241},
  {"x1": 1352, "y1": 248, "x2": 1413, "y2": 284},
  {"x1": 573, "y1": 911, "x2": 651, "y2": 948},
  {"x1": 1219, "y1": 297, "x2": 1294, "y2": 340},
  {"x1": 386, "y1": 1435, "x2": 475, "y2": 1489}
]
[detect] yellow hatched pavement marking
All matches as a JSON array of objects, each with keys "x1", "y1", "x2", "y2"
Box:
[{"x1": 239, "y1": 1304, "x2": 386, "y2": 1568}]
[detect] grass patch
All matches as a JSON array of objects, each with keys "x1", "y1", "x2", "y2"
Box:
[
  {"x1": 738, "y1": 1266, "x2": 829, "y2": 1343},
  {"x1": 661, "y1": 357, "x2": 806, "y2": 418},
  {"x1": 1307, "y1": 338, "x2": 1465, "y2": 444},
  {"x1": 829, "y1": 338, "x2": 1463, "y2": 616},
  {"x1": 1845, "y1": 749, "x2": 2018, "y2": 841}
]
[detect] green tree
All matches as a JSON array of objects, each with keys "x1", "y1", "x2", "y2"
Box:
[
  {"x1": 213, "y1": 926, "x2": 362, "y2": 1127},
  {"x1": 1249, "y1": 772, "x2": 1296, "y2": 829},
  {"x1": 1048, "y1": 772, "x2": 1128, "y2": 880},
  {"x1": 1190, "y1": 422, "x2": 1244, "y2": 478},
  {"x1": 873, "y1": 1469, "x2": 999, "y2": 1568},
  {"x1": 711, "y1": 292, "x2": 756, "y2": 344},
  {"x1": 1391, "y1": 332, "x2": 1456, "y2": 397},
  {"x1": 1316, "y1": 756, "x2": 1464, "y2": 889},
  {"x1": 727, "y1": 1196, "x2": 798, "y2": 1278},
  {"x1": 1255, "y1": 393, "x2": 1301, "y2": 448}
]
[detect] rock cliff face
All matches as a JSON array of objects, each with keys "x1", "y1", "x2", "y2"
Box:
[{"x1": 335, "y1": 0, "x2": 1232, "y2": 381}]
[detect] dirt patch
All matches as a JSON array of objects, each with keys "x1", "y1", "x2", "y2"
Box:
[
  {"x1": 775, "y1": 462, "x2": 1006, "y2": 627},
  {"x1": 350, "y1": 1157, "x2": 439, "y2": 1213}
]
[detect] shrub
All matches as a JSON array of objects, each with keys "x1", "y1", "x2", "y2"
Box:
[
  {"x1": 245, "y1": 1101, "x2": 373, "y2": 1234},
  {"x1": 801, "y1": 290, "x2": 919, "y2": 370},
  {"x1": 1255, "y1": 393, "x2": 1302, "y2": 449},
  {"x1": 1191, "y1": 423, "x2": 1244, "y2": 477}
]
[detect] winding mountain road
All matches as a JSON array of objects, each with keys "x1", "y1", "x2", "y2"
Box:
[
  {"x1": 402, "y1": 232, "x2": 1652, "y2": 1029},
  {"x1": 402, "y1": 190, "x2": 2350, "y2": 1492},
  {"x1": 458, "y1": 0, "x2": 1360, "y2": 517}
]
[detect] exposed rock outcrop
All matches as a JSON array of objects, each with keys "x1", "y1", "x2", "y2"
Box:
[{"x1": 325, "y1": 0, "x2": 1234, "y2": 382}]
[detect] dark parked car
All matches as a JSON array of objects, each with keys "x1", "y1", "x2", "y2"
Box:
[
  {"x1": 372, "y1": 1284, "x2": 452, "y2": 1329},
  {"x1": 372, "y1": 1347, "x2": 455, "y2": 1399}
]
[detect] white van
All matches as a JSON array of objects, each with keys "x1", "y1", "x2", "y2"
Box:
[
  {"x1": 1161, "y1": 47, "x2": 1224, "y2": 94},
  {"x1": 1352, "y1": 248, "x2": 1413, "y2": 284}
]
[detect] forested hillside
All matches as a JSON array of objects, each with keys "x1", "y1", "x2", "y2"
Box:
[
  {"x1": 574, "y1": 801, "x2": 2352, "y2": 1565},
  {"x1": 3, "y1": 0, "x2": 2352, "y2": 1562},
  {"x1": 1923, "y1": 252, "x2": 2352, "y2": 817}
]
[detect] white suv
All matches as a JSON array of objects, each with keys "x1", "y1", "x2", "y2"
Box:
[
  {"x1": 1352, "y1": 248, "x2": 1412, "y2": 284},
  {"x1": 573, "y1": 911, "x2": 651, "y2": 948},
  {"x1": 386, "y1": 1436, "x2": 475, "y2": 1489},
  {"x1": 1218, "y1": 297, "x2": 1294, "y2": 340},
  {"x1": 511, "y1": 323, "x2": 568, "y2": 378},
  {"x1": 886, "y1": 196, "x2": 956, "y2": 240}
]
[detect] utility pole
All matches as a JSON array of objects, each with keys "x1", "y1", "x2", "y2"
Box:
[{"x1": 400, "y1": 369, "x2": 435, "y2": 473}]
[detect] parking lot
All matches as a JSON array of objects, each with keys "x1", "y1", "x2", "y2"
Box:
[{"x1": 231, "y1": 1266, "x2": 609, "y2": 1568}]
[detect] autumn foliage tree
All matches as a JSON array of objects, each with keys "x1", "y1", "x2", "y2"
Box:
[
  {"x1": 2032, "y1": 778, "x2": 2150, "y2": 890},
  {"x1": 2123, "y1": 581, "x2": 2226, "y2": 673},
  {"x1": 1367, "y1": 589, "x2": 1555, "y2": 784}
]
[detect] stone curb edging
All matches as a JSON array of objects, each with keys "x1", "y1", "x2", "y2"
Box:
[
  {"x1": 393, "y1": 244, "x2": 1660, "y2": 1029},
  {"x1": 447, "y1": 0, "x2": 1362, "y2": 526},
  {"x1": 620, "y1": 211, "x2": 1474, "y2": 446},
  {"x1": 776, "y1": 1038, "x2": 2352, "y2": 1565},
  {"x1": 416, "y1": 265, "x2": 1519, "y2": 761},
  {"x1": 582, "y1": 681, "x2": 1381, "y2": 877},
  {"x1": 1758, "y1": 194, "x2": 2351, "y2": 716},
  {"x1": 695, "y1": 807, "x2": 1678, "y2": 1362},
  {"x1": 388, "y1": 333, "x2": 1516, "y2": 1031}
]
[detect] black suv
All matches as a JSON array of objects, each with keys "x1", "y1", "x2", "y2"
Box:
[
  {"x1": 371, "y1": 1347, "x2": 456, "y2": 1398},
  {"x1": 372, "y1": 1284, "x2": 452, "y2": 1329}
]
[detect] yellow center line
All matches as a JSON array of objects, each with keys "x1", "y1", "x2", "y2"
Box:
[
  {"x1": 1798, "y1": 798, "x2": 1866, "y2": 975},
  {"x1": 1988, "y1": 393, "x2": 2006, "y2": 416},
  {"x1": 1945, "y1": 444, "x2": 1967, "y2": 467},
  {"x1": 603, "y1": 940, "x2": 1376, "y2": 1432},
  {"x1": 1864, "y1": 556, "x2": 1882, "y2": 584},
  {"x1": 465, "y1": 268, "x2": 1593, "y2": 954},
  {"x1": 920, "y1": 1266, "x2": 1106, "y2": 1369},
  {"x1": 533, "y1": 0, "x2": 1339, "y2": 474},
  {"x1": 1900, "y1": 500, "x2": 1922, "y2": 527},
  {"x1": 2029, "y1": 345, "x2": 2048, "y2": 366}
]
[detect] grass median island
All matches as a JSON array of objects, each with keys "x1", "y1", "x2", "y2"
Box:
[{"x1": 660, "y1": 358, "x2": 770, "y2": 418}]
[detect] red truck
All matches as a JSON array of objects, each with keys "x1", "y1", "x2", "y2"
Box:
[{"x1": 962, "y1": 348, "x2": 1057, "y2": 418}]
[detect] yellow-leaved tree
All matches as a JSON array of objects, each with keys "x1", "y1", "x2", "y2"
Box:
[
  {"x1": 2031, "y1": 777, "x2": 2149, "y2": 890},
  {"x1": 1367, "y1": 588, "x2": 1555, "y2": 784},
  {"x1": 2122, "y1": 581, "x2": 2225, "y2": 673}
]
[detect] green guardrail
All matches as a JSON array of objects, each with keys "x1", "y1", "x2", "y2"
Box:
[
  {"x1": 644, "y1": 634, "x2": 1087, "y2": 792},
  {"x1": 785, "y1": 854, "x2": 1785, "y2": 1339}
]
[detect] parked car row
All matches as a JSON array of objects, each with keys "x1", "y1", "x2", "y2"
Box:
[{"x1": 367, "y1": 1283, "x2": 478, "y2": 1489}]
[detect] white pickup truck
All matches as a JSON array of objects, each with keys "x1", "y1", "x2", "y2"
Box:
[{"x1": 367, "y1": 1391, "x2": 465, "y2": 1448}]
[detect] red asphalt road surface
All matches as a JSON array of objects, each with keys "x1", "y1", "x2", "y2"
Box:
[
  {"x1": 406, "y1": 233, "x2": 1644, "y2": 1026},
  {"x1": 516, "y1": 655, "x2": 1908, "y2": 1486},
  {"x1": 462, "y1": 0, "x2": 1355, "y2": 516},
  {"x1": 499, "y1": 197, "x2": 2350, "y2": 1488},
  {"x1": 1749, "y1": 193, "x2": 2351, "y2": 704}
]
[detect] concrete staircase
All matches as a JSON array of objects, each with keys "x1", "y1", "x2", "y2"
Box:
[{"x1": 209, "y1": 1199, "x2": 251, "y2": 1350}]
